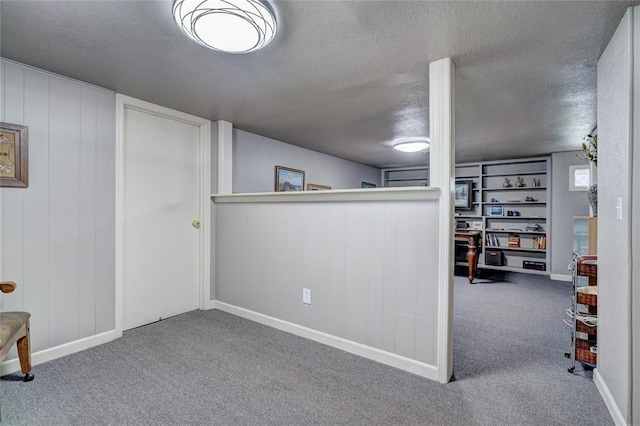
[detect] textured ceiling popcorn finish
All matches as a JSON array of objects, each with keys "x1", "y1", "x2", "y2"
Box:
[{"x1": 0, "y1": 1, "x2": 636, "y2": 167}]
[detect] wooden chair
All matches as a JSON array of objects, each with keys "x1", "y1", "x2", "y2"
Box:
[{"x1": 0, "y1": 281, "x2": 34, "y2": 381}]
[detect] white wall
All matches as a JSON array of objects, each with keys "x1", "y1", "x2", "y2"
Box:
[
  {"x1": 214, "y1": 193, "x2": 440, "y2": 377},
  {"x1": 550, "y1": 151, "x2": 590, "y2": 277},
  {"x1": 632, "y1": 7, "x2": 640, "y2": 425},
  {"x1": 596, "y1": 9, "x2": 631, "y2": 424},
  {"x1": 0, "y1": 60, "x2": 116, "y2": 357},
  {"x1": 232, "y1": 129, "x2": 381, "y2": 192}
]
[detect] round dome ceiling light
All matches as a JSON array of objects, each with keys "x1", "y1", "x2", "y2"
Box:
[
  {"x1": 392, "y1": 138, "x2": 430, "y2": 153},
  {"x1": 173, "y1": 0, "x2": 277, "y2": 54}
]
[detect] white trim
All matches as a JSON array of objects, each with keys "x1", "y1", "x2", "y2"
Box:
[
  {"x1": 212, "y1": 301, "x2": 439, "y2": 381},
  {"x1": 550, "y1": 273, "x2": 572, "y2": 282},
  {"x1": 115, "y1": 94, "x2": 211, "y2": 334},
  {"x1": 0, "y1": 57, "x2": 115, "y2": 94},
  {"x1": 217, "y1": 120, "x2": 233, "y2": 194},
  {"x1": 429, "y1": 57, "x2": 455, "y2": 384},
  {"x1": 212, "y1": 187, "x2": 441, "y2": 203},
  {"x1": 0, "y1": 330, "x2": 117, "y2": 376},
  {"x1": 594, "y1": 368, "x2": 627, "y2": 425}
]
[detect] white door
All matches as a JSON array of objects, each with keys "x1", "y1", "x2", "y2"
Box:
[{"x1": 122, "y1": 106, "x2": 201, "y2": 330}]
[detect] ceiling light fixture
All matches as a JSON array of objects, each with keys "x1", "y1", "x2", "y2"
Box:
[
  {"x1": 392, "y1": 138, "x2": 430, "y2": 153},
  {"x1": 173, "y1": 0, "x2": 277, "y2": 54}
]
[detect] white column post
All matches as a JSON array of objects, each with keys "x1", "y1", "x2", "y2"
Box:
[
  {"x1": 429, "y1": 58, "x2": 455, "y2": 384},
  {"x1": 217, "y1": 120, "x2": 233, "y2": 194}
]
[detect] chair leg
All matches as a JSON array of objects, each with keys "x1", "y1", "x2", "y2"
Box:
[{"x1": 16, "y1": 322, "x2": 34, "y2": 382}]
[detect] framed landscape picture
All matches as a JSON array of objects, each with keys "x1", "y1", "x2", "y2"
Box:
[
  {"x1": 307, "y1": 183, "x2": 331, "y2": 191},
  {"x1": 0, "y1": 122, "x2": 28, "y2": 188},
  {"x1": 455, "y1": 180, "x2": 472, "y2": 209},
  {"x1": 361, "y1": 182, "x2": 376, "y2": 188},
  {"x1": 275, "y1": 166, "x2": 305, "y2": 192}
]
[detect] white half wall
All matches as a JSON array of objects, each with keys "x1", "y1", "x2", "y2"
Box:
[
  {"x1": 232, "y1": 129, "x2": 381, "y2": 192},
  {"x1": 213, "y1": 189, "x2": 441, "y2": 379},
  {"x1": 0, "y1": 59, "x2": 116, "y2": 363}
]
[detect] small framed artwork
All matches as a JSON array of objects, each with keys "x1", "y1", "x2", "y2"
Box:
[
  {"x1": 307, "y1": 183, "x2": 331, "y2": 191},
  {"x1": 361, "y1": 182, "x2": 376, "y2": 188},
  {"x1": 0, "y1": 122, "x2": 29, "y2": 188},
  {"x1": 275, "y1": 166, "x2": 305, "y2": 192},
  {"x1": 489, "y1": 205, "x2": 504, "y2": 216},
  {"x1": 455, "y1": 180, "x2": 473, "y2": 209}
]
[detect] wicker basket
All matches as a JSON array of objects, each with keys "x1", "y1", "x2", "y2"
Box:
[
  {"x1": 576, "y1": 320, "x2": 597, "y2": 335},
  {"x1": 575, "y1": 348, "x2": 597, "y2": 364},
  {"x1": 577, "y1": 259, "x2": 597, "y2": 278},
  {"x1": 576, "y1": 286, "x2": 598, "y2": 306}
]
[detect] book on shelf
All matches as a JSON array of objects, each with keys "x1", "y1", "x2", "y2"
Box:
[
  {"x1": 508, "y1": 234, "x2": 520, "y2": 248},
  {"x1": 532, "y1": 235, "x2": 546, "y2": 250}
]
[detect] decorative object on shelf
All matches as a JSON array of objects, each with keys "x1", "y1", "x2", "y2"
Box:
[
  {"x1": 515, "y1": 176, "x2": 524, "y2": 187},
  {"x1": 0, "y1": 122, "x2": 28, "y2": 188},
  {"x1": 587, "y1": 184, "x2": 598, "y2": 217},
  {"x1": 361, "y1": 182, "x2": 376, "y2": 188},
  {"x1": 532, "y1": 178, "x2": 537, "y2": 187},
  {"x1": 275, "y1": 166, "x2": 305, "y2": 192},
  {"x1": 525, "y1": 223, "x2": 544, "y2": 232},
  {"x1": 455, "y1": 180, "x2": 473, "y2": 210},
  {"x1": 578, "y1": 134, "x2": 598, "y2": 166},
  {"x1": 307, "y1": 183, "x2": 331, "y2": 191},
  {"x1": 490, "y1": 197, "x2": 499, "y2": 202},
  {"x1": 536, "y1": 178, "x2": 542, "y2": 187},
  {"x1": 173, "y1": 0, "x2": 278, "y2": 54},
  {"x1": 524, "y1": 196, "x2": 538, "y2": 202},
  {"x1": 489, "y1": 205, "x2": 504, "y2": 216},
  {"x1": 502, "y1": 177, "x2": 512, "y2": 188}
]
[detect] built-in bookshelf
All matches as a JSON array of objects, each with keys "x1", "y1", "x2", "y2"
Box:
[
  {"x1": 381, "y1": 157, "x2": 551, "y2": 275},
  {"x1": 455, "y1": 157, "x2": 550, "y2": 275}
]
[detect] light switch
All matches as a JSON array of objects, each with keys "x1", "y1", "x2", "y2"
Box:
[{"x1": 616, "y1": 197, "x2": 623, "y2": 221}]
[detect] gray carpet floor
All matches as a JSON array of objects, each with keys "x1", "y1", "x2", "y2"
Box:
[{"x1": 0, "y1": 271, "x2": 613, "y2": 425}]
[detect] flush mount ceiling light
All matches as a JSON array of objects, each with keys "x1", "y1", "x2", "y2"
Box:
[
  {"x1": 173, "y1": 0, "x2": 277, "y2": 54},
  {"x1": 392, "y1": 138, "x2": 430, "y2": 153}
]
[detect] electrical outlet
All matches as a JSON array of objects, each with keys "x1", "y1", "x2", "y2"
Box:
[{"x1": 302, "y1": 288, "x2": 311, "y2": 305}]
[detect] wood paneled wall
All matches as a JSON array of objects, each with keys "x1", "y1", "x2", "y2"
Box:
[
  {"x1": 216, "y1": 199, "x2": 439, "y2": 365},
  {"x1": 0, "y1": 60, "x2": 116, "y2": 354}
]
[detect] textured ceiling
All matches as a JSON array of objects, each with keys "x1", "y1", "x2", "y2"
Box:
[{"x1": 0, "y1": 1, "x2": 636, "y2": 168}]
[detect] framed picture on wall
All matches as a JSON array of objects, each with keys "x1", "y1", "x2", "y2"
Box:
[
  {"x1": 275, "y1": 166, "x2": 305, "y2": 192},
  {"x1": 454, "y1": 180, "x2": 473, "y2": 209},
  {"x1": 0, "y1": 122, "x2": 29, "y2": 188},
  {"x1": 307, "y1": 183, "x2": 331, "y2": 191},
  {"x1": 489, "y1": 205, "x2": 504, "y2": 216},
  {"x1": 361, "y1": 182, "x2": 376, "y2": 188}
]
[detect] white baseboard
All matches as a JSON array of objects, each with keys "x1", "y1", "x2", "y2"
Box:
[
  {"x1": 550, "y1": 273, "x2": 572, "y2": 282},
  {"x1": 1, "y1": 329, "x2": 117, "y2": 376},
  {"x1": 212, "y1": 300, "x2": 439, "y2": 381},
  {"x1": 594, "y1": 368, "x2": 627, "y2": 425}
]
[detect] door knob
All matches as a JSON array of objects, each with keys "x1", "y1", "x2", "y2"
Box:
[{"x1": 192, "y1": 220, "x2": 201, "y2": 229}]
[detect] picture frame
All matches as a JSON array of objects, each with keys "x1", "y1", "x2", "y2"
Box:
[
  {"x1": 0, "y1": 122, "x2": 29, "y2": 188},
  {"x1": 454, "y1": 180, "x2": 473, "y2": 209},
  {"x1": 489, "y1": 205, "x2": 504, "y2": 216},
  {"x1": 307, "y1": 183, "x2": 331, "y2": 191},
  {"x1": 275, "y1": 166, "x2": 305, "y2": 192},
  {"x1": 361, "y1": 182, "x2": 376, "y2": 188}
]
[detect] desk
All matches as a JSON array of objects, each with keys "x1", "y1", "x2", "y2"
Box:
[{"x1": 454, "y1": 230, "x2": 481, "y2": 284}]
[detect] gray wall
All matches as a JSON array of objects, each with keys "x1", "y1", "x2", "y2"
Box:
[
  {"x1": 633, "y1": 7, "x2": 640, "y2": 425},
  {"x1": 232, "y1": 129, "x2": 381, "y2": 192},
  {"x1": 0, "y1": 60, "x2": 116, "y2": 354},
  {"x1": 550, "y1": 151, "x2": 590, "y2": 277},
  {"x1": 597, "y1": 9, "x2": 631, "y2": 422},
  {"x1": 215, "y1": 198, "x2": 440, "y2": 365}
]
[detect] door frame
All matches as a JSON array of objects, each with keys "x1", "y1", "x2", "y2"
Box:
[{"x1": 115, "y1": 94, "x2": 211, "y2": 337}]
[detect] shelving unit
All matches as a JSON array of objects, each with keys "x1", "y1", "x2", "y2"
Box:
[
  {"x1": 566, "y1": 255, "x2": 598, "y2": 373},
  {"x1": 381, "y1": 166, "x2": 428, "y2": 187},
  {"x1": 455, "y1": 157, "x2": 550, "y2": 275}
]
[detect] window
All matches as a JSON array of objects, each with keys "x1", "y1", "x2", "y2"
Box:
[{"x1": 569, "y1": 165, "x2": 590, "y2": 191}]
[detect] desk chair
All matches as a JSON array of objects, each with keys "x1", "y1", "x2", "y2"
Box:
[{"x1": 0, "y1": 281, "x2": 34, "y2": 381}]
